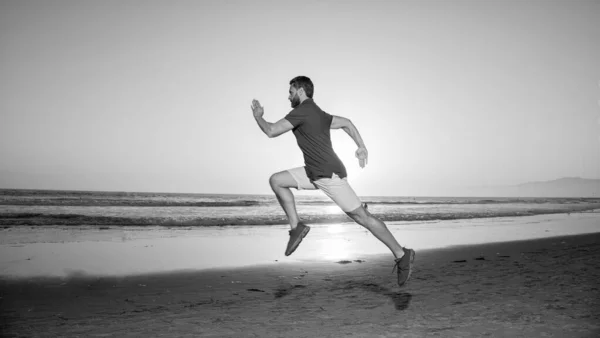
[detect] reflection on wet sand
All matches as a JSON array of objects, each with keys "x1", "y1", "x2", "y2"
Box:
[{"x1": 0, "y1": 211, "x2": 598, "y2": 278}]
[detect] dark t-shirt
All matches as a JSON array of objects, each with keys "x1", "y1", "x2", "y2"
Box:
[{"x1": 284, "y1": 99, "x2": 347, "y2": 181}]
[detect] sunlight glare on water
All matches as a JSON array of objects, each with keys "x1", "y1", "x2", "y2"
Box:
[
  {"x1": 318, "y1": 237, "x2": 351, "y2": 260},
  {"x1": 325, "y1": 204, "x2": 343, "y2": 215},
  {"x1": 326, "y1": 223, "x2": 345, "y2": 234}
]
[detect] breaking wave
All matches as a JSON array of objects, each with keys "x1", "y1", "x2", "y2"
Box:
[{"x1": 1, "y1": 205, "x2": 597, "y2": 227}]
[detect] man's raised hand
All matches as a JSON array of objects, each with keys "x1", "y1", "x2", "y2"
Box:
[
  {"x1": 355, "y1": 147, "x2": 368, "y2": 168},
  {"x1": 251, "y1": 99, "x2": 264, "y2": 118}
]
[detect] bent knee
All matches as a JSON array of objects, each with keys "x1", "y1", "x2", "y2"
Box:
[
  {"x1": 269, "y1": 171, "x2": 292, "y2": 189},
  {"x1": 269, "y1": 173, "x2": 280, "y2": 189}
]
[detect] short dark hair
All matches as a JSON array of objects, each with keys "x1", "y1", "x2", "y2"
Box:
[{"x1": 289, "y1": 76, "x2": 314, "y2": 98}]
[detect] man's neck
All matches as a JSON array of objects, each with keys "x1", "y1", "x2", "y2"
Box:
[{"x1": 299, "y1": 97, "x2": 311, "y2": 104}]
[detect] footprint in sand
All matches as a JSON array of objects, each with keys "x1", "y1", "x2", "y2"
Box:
[
  {"x1": 336, "y1": 259, "x2": 366, "y2": 264},
  {"x1": 274, "y1": 285, "x2": 306, "y2": 298},
  {"x1": 246, "y1": 288, "x2": 265, "y2": 292}
]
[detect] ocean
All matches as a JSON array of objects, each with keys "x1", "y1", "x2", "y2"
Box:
[{"x1": 1, "y1": 189, "x2": 599, "y2": 227}]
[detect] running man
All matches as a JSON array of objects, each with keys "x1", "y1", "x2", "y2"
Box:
[{"x1": 251, "y1": 76, "x2": 415, "y2": 287}]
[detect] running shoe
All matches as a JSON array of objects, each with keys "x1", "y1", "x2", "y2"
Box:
[
  {"x1": 393, "y1": 247, "x2": 416, "y2": 287},
  {"x1": 285, "y1": 222, "x2": 311, "y2": 256}
]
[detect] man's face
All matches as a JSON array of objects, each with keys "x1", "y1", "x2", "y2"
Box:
[{"x1": 288, "y1": 86, "x2": 301, "y2": 108}]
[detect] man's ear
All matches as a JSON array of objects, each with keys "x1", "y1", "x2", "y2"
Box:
[{"x1": 298, "y1": 87, "x2": 305, "y2": 97}]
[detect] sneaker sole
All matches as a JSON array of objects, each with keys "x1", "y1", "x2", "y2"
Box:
[
  {"x1": 405, "y1": 249, "x2": 416, "y2": 283},
  {"x1": 398, "y1": 249, "x2": 416, "y2": 287},
  {"x1": 285, "y1": 226, "x2": 311, "y2": 256}
]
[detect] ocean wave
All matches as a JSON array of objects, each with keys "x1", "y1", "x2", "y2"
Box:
[
  {"x1": 0, "y1": 200, "x2": 262, "y2": 207},
  {"x1": 360, "y1": 198, "x2": 599, "y2": 205},
  {"x1": 1, "y1": 197, "x2": 597, "y2": 207},
  {"x1": 1, "y1": 205, "x2": 597, "y2": 227}
]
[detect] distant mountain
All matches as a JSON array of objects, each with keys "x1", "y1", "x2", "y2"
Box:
[
  {"x1": 512, "y1": 177, "x2": 600, "y2": 197},
  {"x1": 466, "y1": 177, "x2": 600, "y2": 198}
]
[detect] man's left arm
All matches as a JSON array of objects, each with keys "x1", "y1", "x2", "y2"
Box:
[
  {"x1": 331, "y1": 115, "x2": 369, "y2": 168},
  {"x1": 252, "y1": 99, "x2": 294, "y2": 138}
]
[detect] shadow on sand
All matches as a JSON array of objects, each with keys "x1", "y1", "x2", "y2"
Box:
[
  {"x1": 356, "y1": 282, "x2": 412, "y2": 310},
  {"x1": 274, "y1": 281, "x2": 412, "y2": 311}
]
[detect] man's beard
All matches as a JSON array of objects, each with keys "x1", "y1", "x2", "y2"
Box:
[{"x1": 290, "y1": 93, "x2": 301, "y2": 108}]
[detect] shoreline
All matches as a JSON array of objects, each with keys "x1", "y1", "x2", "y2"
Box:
[
  {"x1": 2, "y1": 232, "x2": 599, "y2": 337},
  {"x1": 1, "y1": 211, "x2": 599, "y2": 279}
]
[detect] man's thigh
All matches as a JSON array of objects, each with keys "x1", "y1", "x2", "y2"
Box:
[
  {"x1": 313, "y1": 174, "x2": 362, "y2": 212},
  {"x1": 284, "y1": 167, "x2": 318, "y2": 190}
]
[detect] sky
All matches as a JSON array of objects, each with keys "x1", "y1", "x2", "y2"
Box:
[{"x1": 1, "y1": 0, "x2": 599, "y2": 196}]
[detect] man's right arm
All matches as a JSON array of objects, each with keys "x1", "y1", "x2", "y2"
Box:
[{"x1": 252, "y1": 99, "x2": 294, "y2": 138}]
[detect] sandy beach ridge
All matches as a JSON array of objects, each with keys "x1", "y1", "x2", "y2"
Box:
[{"x1": 2, "y1": 232, "x2": 599, "y2": 337}]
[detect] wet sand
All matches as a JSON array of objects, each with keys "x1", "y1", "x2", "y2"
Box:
[
  {"x1": 2, "y1": 211, "x2": 599, "y2": 278},
  {"x1": 2, "y1": 231, "x2": 600, "y2": 337}
]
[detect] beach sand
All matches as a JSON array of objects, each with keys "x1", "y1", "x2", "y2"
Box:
[{"x1": 2, "y1": 231, "x2": 599, "y2": 337}]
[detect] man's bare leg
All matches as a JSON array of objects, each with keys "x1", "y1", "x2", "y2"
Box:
[
  {"x1": 269, "y1": 171, "x2": 301, "y2": 229},
  {"x1": 347, "y1": 204, "x2": 415, "y2": 286},
  {"x1": 269, "y1": 170, "x2": 312, "y2": 256},
  {"x1": 346, "y1": 205, "x2": 405, "y2": 259}
]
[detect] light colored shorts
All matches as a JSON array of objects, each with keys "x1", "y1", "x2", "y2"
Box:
[{"x1": 287, "y1": 166, "x2": 362, "y2": 213}]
